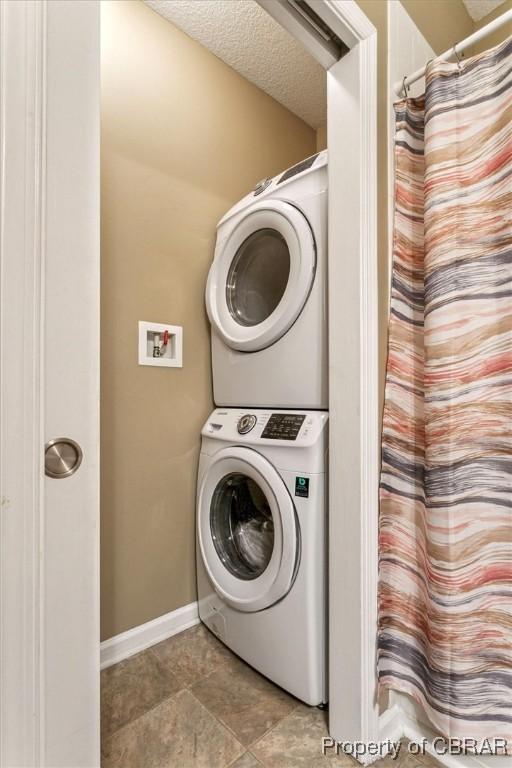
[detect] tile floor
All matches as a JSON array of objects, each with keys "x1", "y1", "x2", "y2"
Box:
[{"x1": 101, "y1": 623, "x2": 442, "y2": 768}]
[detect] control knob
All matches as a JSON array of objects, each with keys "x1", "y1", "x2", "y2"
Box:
[
  {"x1": 253, "y1": 178, "x2": 272, "y2": 196},
  {"x1": 237, "y1": 414, "x2": 257, "y2": 434}
]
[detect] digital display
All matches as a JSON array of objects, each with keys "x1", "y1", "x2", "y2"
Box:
[
  {"x1": 261, "y1": 414, "x2": 305, "y2": 441},
  {"x1": 277, "y1": 154, "x2": 318, "y2": 185}
]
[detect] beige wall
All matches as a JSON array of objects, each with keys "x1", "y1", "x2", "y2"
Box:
[
  {"x1": 316, "y1": 123, "x2": 327, "y2": 151},
  {"x1": 400, "y1": 0, "x2": 474, "y2": 53},
  {"x1": 101, "y1": 0, "x2": 316, "y2": 640},
  {"x1": 473, "y1": 0, "x2": 512, "y2": 52}
]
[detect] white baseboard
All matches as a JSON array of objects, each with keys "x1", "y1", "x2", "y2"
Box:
[
  {"x1": 402, "y1": 712, "x2": 510, "y2": 768},
  {"x1": 349, "y1": 706, "x2": 405, "y2": 765},
  {"x1": 100, "y1": 602, "x2": 199, "y2": 670},
  {"x1": 379, "y1": 703, "x2": 405, "y2": 744},
  {"x1": 380, "y1": 694, "x2": 510, "y2": 768}
]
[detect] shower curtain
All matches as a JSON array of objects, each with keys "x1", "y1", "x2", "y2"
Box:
[{"x1": 378, "y1": 37, "x2": 512, "y2": 744}]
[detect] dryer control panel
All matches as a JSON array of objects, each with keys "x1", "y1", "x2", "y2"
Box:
[{"x1": 203, "y1": 408, "x2": 327, "y2": 448}]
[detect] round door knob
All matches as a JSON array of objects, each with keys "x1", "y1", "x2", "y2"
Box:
[{"x1": 45, "y1": 438, "x2": 83, "y2": 479}]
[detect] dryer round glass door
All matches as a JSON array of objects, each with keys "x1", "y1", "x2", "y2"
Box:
[
  {"x1": 198, "y1": 446, "x2": 299, "y2": 612},
  {"x1": 206, "y1": 200, "x2": 316, "y2": 352},
  {"x1": 226, "y1": 229, "x2": 290, "y2": 328}
]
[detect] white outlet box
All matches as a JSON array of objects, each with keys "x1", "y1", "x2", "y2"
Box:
[{"x1": 138, "y1": 321, "x2": 183, "y2": 367}]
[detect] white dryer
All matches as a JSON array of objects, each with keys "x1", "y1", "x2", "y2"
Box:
[
  {"x1": 206, "y1": 151, "x2": 327, "y2": 409},
  {"x1": 196, "y1": 407, "x2": 327, "y2": 705}
]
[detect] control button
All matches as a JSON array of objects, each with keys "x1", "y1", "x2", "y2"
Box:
[
  {"x1": 237, "y1": 414, "x2": 257, "y2": 434},
  {"x1": 253, "y1": 178, "x2": 272, "y2": 196}
]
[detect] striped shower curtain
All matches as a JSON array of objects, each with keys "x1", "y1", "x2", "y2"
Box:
[{"x1": 378, "y1": 38, "x2": 512, "y2": 744}]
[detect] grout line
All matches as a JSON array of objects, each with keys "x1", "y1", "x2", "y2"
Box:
[
  {"x1": 102, "y1": 689, "x2": 248, "y2": 767},
  {"x1": 184, "y1": 655, "x2": 237, "y2": 690},
  {"x1": 102, "y1": 625, "x2": 308, "y2": 763},
  {"x1": 101, "y1": 626, "x2": 245, "y2": 754},
  {"x1": 178, "y1": 641, "x2": 305, "y2": 751},
  {"x1": 246, "y1": 700, "x2": 303, "y2": 752},
  {"x1": 148, "y1": 625, "x2": 236, "y2": 691},
  {"x1": 251, "y1": 701, "x2": 303, "y2": 747},
  {"x1": 225, "y1": 750, "x2": 262, "y2": 768},
  {"x1": 102, "y1": 686, "x2": 187, "y2": 746},
  {"x1": 191, "y1": 668, "x2": 300, "y2": 750},
  {"x1": 186, "y1": 689, "x2": 246, "y2": 759}
]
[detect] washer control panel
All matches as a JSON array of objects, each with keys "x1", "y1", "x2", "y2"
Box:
[
  {"x1": 237, "y1": 414, "x2": 257, "y2": 434},
  {"x1": 203, "y1": 409, "x2": 327, "y2": 447},
  {"x1": 261, "y1": 413, "x2": 305, "y2": 441}
]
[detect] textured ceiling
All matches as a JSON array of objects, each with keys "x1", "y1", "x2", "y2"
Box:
[
  {"x1": 462, "y1": 0, "x2": 507, "y2": 21},
  {"x1": 143, "y1": 0, "x2": 326, "y2": 128}
]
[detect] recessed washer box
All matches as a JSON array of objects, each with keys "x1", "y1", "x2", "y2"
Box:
[{"x1": 138, "y1": 321, "x2": 183, "y2": 368}]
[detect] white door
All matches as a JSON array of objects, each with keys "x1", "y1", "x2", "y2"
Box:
[
  {"x1": 197, "y1": 447, "x2": 299, "y2": 612},
  {"x1": 206, "y1": 201, "x2": 316, "y2": 351},
  {"x1": 0, "y1": 1, "x2": 100, "y2": 766}
]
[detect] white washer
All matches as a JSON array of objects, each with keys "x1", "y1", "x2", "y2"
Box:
[
  {"x1": 196, "y1": 407, "x2": 327, "y2": 705},
  {"x1": 206, "y1": 151, "x2": 327, "y2": 409}
]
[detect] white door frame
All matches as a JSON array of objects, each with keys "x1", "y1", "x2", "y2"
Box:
[
  {"x1": 323, "y1": 2, "x2": 379, "y2": 745},
  {"x1": 0, "y1": 1, "x2": 46, "y2": 762},
  {"x1": 0, "y1": 1, "x2": 100, "y2": 766},
  {"x1": 260, "y1": 0, "x2": 380, "y2": 744},
  {"x1": 1, "y1": 0, "x2": 378, "y2": 762}
]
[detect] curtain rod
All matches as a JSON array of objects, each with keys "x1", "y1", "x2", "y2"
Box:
[{"x1": 394, "y1": 8, "x2": 512, "y2": 96}]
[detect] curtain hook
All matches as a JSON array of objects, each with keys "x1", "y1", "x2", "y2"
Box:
[
  {"x1": 453, "y1": 44, "x2": 463, "y2": 70},
  {"x1": 402, "y1": 75, "x2": 410, "y2": 97}
]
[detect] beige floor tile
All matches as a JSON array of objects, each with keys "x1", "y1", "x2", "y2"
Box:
[
  {"x1": 152, "y1": 623, "x2": 234, "y2": 687},
  {"x1": 191, "y1": 657, "x2": 298, "y2": 746},
  {"x1": 370, "y1": 741, "x2": 409, "y2": 767},
  {"x1": 229, "y1": 753, "x2": 264, "y2": 768},
  {"x1": 101, "y1": 648, "x2": 182, "y2": 739},
  {"x1": 102, "y1": 689, "x2": 245, "y2": 768},
  {"x1": 372, "y1": 743, "x2": 443, "y2": 768},
  {"x1": 251, "y1": 705, "x2": 355, "y2": 767},
  {"x1": 371, "y1": 754, "x2": 404, "y2": 766},
  {"x1": 409, "y1": 751, "x2": 444, "y2": 768}
]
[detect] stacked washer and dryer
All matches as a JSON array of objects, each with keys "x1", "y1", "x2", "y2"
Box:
[{"x1": 196, "y1": 150, "x2": 328, "y2": 706}]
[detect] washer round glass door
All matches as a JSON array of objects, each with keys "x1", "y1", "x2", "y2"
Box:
[
  {"x1": 210, "y1": 473, "x2": 274, "y2": 580},
  {"x1": 206, "y1": 200, "x2": 316, "y2": 352},
  {"x1": 198, "y1": 447, "x2": 299, "y2": 612}
]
